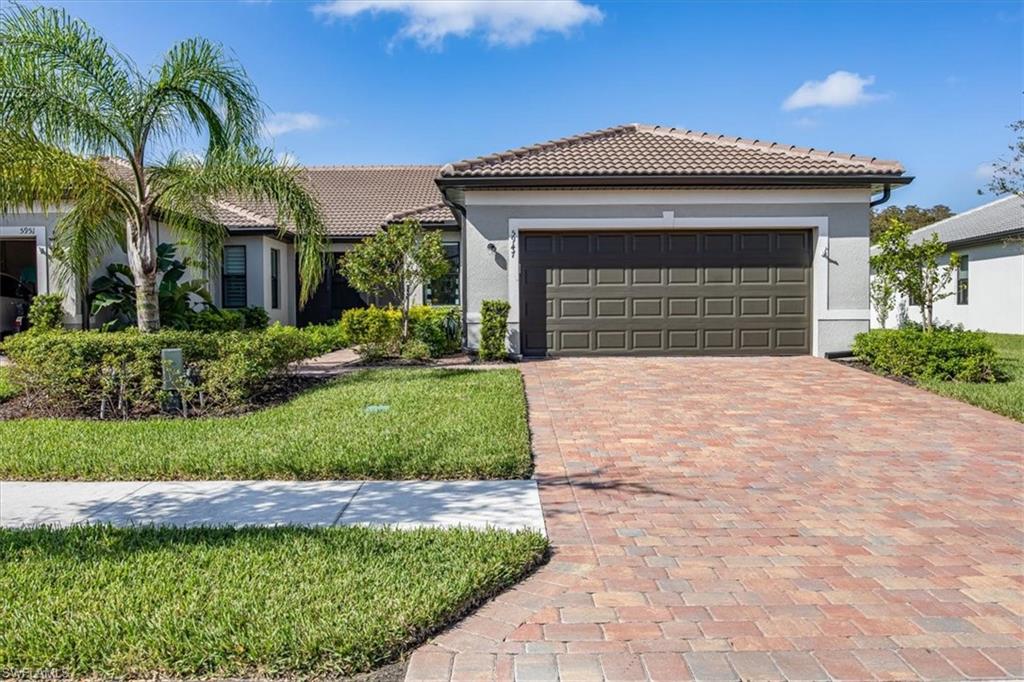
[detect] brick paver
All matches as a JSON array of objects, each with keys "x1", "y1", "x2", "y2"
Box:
[{"x1": 406, "y1": 357, "x2": 1024, "y2": 681}]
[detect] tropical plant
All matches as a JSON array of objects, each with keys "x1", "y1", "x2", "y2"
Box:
[
  {"x1": 0, "y1": 3, "x2": 326, "y2": 332},
  {"x1": 338, "y1": 220, "x2": 450, "y2": 344},
  {"x1": 90, "y1": 243, "x2": 213, "y2": 330},
  {"x1": 873, "y1": 218, "x2": 960, "y2": 331}
]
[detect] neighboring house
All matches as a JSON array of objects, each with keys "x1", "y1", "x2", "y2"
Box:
[
  {"x1": 871, "y1": 194, "x2": 1024, "y2": 334},
  {"x1": 0, "y1": 123, "x2": 911, "y2": 356}
]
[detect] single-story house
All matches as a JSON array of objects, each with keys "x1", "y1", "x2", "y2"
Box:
[
  {"x1": 871, "y1": 194, "x2": 1024, "y2": 333},
  {"x1": 1, "y1": 123, "x2": 912, "y2": 356}
]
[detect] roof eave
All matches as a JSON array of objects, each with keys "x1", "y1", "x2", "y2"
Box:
[{"x1": 437, "y1": 173, "x2": 913, "y2": 190}]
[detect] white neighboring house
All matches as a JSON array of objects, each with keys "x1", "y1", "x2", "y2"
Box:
[{"x1": 872, "y1": 195, "x2": 1024, "y2": 333}]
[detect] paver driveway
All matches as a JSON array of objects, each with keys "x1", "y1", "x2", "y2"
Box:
[{"x1": 407, "y1": 357, "x2": 1023, "y2": 681}]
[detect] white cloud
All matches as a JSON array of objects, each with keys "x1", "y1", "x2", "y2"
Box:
[
  {"x1": 312, "y1": 0, "x2": 603, "y2": 48},
  {"x1": 263, "y1": 112, "x2": 325, "y2": 137},
  {"x1": 782, "y1": 71, "x2": 881, "y2": 111},
  {"x1": 974, "y1": 162, "x2": 996, "y2": 180}
]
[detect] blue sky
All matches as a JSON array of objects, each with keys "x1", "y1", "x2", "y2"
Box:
[{"x1": 51, "y1": 0, "x2": 1023, "y2": 212}]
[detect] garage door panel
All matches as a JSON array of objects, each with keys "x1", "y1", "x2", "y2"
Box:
[{"x1": 520, "y1": 230, "x2": 811, "y2": 356}]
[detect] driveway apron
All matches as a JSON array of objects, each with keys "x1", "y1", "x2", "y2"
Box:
[{"x1": 406, "y1": 357, "x2": 1023, "y2": 681}]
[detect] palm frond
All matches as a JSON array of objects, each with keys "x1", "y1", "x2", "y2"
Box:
[
  {"x1": 150, "y1": 147, "x2": 327, "y2": 305},
  {"x1": 0, "y1": 3, "x2": 135, "y2": 158},
  {"x1": 141, "y1": 37, "x2": 262, "y2": 153}
]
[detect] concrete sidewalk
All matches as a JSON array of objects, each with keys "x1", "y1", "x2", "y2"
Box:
[{"x1": 0, "y1": 480, "x2": 545, "y2": 533}]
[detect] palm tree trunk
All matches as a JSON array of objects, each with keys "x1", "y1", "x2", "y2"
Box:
[{"x1": 126, "y1": 215, "x2": 160, "y2": 332}]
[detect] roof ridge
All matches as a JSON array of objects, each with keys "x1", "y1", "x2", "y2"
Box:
[
  {"x1": 907, "y1": 194, "x2": 1021, "y2": 237},
  {"x1": 442, "y1": 124, "x2": 638, "y2": 175},
  {"x1": 301, "y1": 164, "x2": 442, "y2": 171},
  {"x1": 636, "y1": 124, "x2": 904, "y2": 172},
  {"x1": 382, "y1": 201, "x2": 450, "y2": 224},
  {"x1": 212, "y1": 198, "x2": 276, "y2": 225}
]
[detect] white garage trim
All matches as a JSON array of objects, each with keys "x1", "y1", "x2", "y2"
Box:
[{"x1": 506, "y1": 213, "x2": 831, "y2": 357}]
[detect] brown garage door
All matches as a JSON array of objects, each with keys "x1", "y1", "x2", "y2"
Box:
[{"x1": 519, "y1": 230, "x2": 812, "y2": 356}]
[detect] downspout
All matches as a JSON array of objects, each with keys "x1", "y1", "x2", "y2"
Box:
[
  {"x1": 870, "y1": 184, "x2": 892, "y2": 207},
  {"x1": 439, "y1": 188, "x2": 469, "y2": 350}
]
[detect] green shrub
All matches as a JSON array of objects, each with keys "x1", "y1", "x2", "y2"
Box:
[
  {"x1": 340, "y1": 305, "x2": 460, "y2": 359},
  {"x1": 409, "y1": 305, "x2": 461, "y2": 357},
  {"x1": 339, "y1": 306, "x2": 400, "y2": 348},
  {"x1": 400, "y1": 339, "x2": 432, "y2": 361},
  {"x1": 240, "y1": 306, "x2": 270, "y2": 330},
  {"x1": 852, "y1": 328, "x2": 1000, "y2": 382},
  {"x1": 1, "y1": 326, "x2": 316, "y2": 417},
  {"x1": 300, "y1": 323, "x2": 349, "y2": 356},
  {"x1": 479, "y1": 300, "x2": 510, "y2": 361},
  {"x1": 27, "y1": 294, "x2": 65, "y2": 331},
  {"x1": 184, "y1": 308, "x2": 246, "y2": 332}
]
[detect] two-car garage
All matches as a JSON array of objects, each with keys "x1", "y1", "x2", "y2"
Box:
[
  {"x1": 437, "y1": 123, "x2": 911, "y2": 358},
  {"x1": 518, "y1": 230, "x2": 813, "y2": 356}
]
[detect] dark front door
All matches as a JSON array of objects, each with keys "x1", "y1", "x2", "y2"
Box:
[
  {"x1": 297, "y1": 258, "x2": 366, "y2": 327},
  {"x1": 519, "y1": 230, "x2": 813, "y2": 356}
]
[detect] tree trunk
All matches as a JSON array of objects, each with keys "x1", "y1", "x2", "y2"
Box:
[
  {"x1": 923, "y1": 299, "x2": 933, "y2": 332},
  {"x1": 135, "y1": 273, "x2": 160, "y2": 332},
  {"x1": 126, "y1": 214, "x2": 160, "y2": 332}
]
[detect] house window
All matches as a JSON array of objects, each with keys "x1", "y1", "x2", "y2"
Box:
[
  {"x1": 425, "y1": 242, "x2": 460, "y2": 305},
  {"x1": 957, "y1": 255, "x2": 969, "y2": 305},
  {"x1": 222, "y1": 245, "x2": 247, "y2": 308},
  {"x1": 270, "y1": 248, "x2": 280, "y2": 309}
]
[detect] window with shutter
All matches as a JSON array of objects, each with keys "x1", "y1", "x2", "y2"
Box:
[{"x1": 222, "y1": 246, "x2": 247, "y2": 308}]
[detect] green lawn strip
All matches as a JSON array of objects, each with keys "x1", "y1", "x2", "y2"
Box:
[
  {"x1": 0, "y1": 525, "x2": 547, "y2": 678},
  {"x1": 0, "y1": 368, "x2": 531, "y2": 480},
  {"x1": 920, "y1": 333, "x2": 1024, "y2": 422},
  {"x1": 0, "y1": 366, "x2": 16, "y2": 403}
]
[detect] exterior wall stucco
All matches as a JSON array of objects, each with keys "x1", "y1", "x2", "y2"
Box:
[
  {"x1": 461, "y1": 190, "x2": 873, "y2": 356},
  {"x1": 873, "y1": 240, "x2": 1024, "y2": 334},
  {"x1": 1, "y1": 210, "x2": 298, "y2": 328}
]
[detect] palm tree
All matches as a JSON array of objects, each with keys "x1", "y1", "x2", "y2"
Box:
[{"x1": 0, "y1": 4, "x2": 325, "y2": 331}]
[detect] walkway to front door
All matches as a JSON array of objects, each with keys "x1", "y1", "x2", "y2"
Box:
[{"x1": 406, "y1": 356, "x2": 1023, "y2": 681}]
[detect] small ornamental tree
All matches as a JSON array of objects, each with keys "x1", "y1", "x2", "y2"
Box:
[
  {"x1": 873, "y1": 218, "x2": 960, "y2": 331},
  {"x1": 868, "y1": 262, "x2": 896, "y2": 329},
  {"x1": 338, "y1": 219, "x2": 450, "y2": 344}
]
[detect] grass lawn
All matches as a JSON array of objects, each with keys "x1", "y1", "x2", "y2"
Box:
[
  {"x1": 0, "y1": 368, "x2": 531, "y2": 480},
  {"x1": 0, "y1": 525, "x2": 547, "y2": 678},
  {"x1": 0, "y1": 366, "x2": 17, "y2": 403},
  {"x1": 921, "y1": 333, "x2": 1024, "y2": 422}
]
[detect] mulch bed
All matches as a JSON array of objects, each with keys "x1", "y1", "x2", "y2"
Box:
[{"x1": 830, "y1": 356, "x2": 917, "y2": 387}]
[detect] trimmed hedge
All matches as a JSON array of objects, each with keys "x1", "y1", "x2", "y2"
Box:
[
  {"x1": 479, "y1": 300, "x2": 510, "y2": 361},
  {"x1": 338, "y1": 305, "x2": 461, "y2": 359},
  {"x1": 1, "y1": 325, "x2": 329, "y2": 418},
  {"x1": 852, "y1": 328, "x2": 1000, "y2": 383}
]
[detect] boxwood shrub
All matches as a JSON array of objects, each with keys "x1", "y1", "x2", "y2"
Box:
[
  {"x1": 1, "y1": 325, "x2": 322, "y2": 417},
  {"x1": 851, "y1": 328, "x2": 1000, "y2": 382},
  {"x1": 479, "y1": 300, "x2": 511, "y2": 361}
]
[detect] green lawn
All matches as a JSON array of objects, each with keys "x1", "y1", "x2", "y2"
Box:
[
  {"x1": 921, "y1": 333, "x2": 1024, "y2": 422},
  {"x1": 0, "y1": 525, "x2": 547, "y2": 678},
  {"x1": 0, "y1": 368, "x2": 531, "y2": 480},
  {"x1": 0, "y1": 366, "x2": 17, "y2": 403}
]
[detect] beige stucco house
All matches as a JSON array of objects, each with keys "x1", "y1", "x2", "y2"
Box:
[{"x1": 0, "y1": 124, "x2": 911, "y2": 356}]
